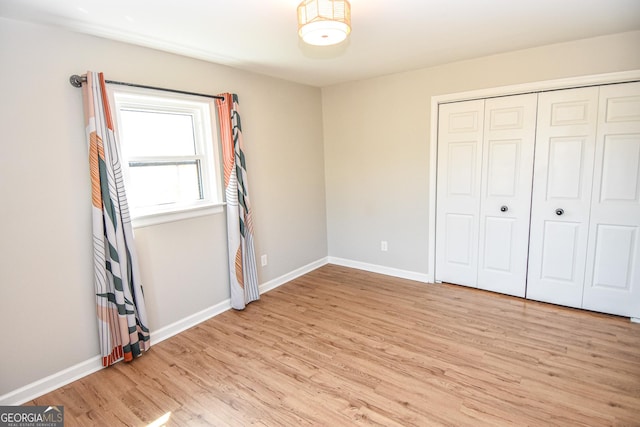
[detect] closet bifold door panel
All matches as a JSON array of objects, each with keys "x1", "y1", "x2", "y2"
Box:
[
  {"x1": 476, "y1": 94, "x2": 537, "y2": 297},
  {"x1": 436, "y1": 94, "x2": 536, "y2": 296},
  {"x1": 435, "y1": 100, "x2": 484, "y2": 287},
  {"x1": 582, "y1": 81, "x2": 640, "y2": 318},
  {"x1": 526, "y1": 87, "x2": 600, "y2": 308}
]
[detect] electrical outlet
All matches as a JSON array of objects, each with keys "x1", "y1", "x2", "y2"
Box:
[
  {"x1": 261, "y1": 254, "x2": 268, "y2": 267},
  {"x1": 381, "y1": 241, "x2": 388, "y2": 251}
]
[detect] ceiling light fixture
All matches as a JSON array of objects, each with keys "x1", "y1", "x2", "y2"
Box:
[{"x1": 297, "y1": 0, "x2": 351, "y2": 46}]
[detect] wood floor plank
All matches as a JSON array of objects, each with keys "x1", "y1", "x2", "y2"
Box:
[{"x1": 29, "y1": 264, "x2": 640, "y2": 426}]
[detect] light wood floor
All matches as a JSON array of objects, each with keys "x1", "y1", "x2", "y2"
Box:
[{"x1": 31, "y1": 265, "x2": 640, "y2": 426}]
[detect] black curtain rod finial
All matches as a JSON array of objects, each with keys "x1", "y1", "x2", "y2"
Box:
[{"x1": 69, "y1": 74, "x2": 85, "y2": 88}]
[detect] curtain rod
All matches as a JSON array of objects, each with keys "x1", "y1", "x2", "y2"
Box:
[{"x1": 68, "y1": 74, "x2": 225, "y2": 100}]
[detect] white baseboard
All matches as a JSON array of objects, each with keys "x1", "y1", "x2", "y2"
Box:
[
  {"x1": 631, "y1": 317, "x2": 640, "y2": 324},
  {"x1": 259, "y1": 257, "x2": 329, "y2": 294},
  {"x1": 0, "y1": 257, "x2": 330, "y2": 406},
  {"x1": 327, "y1": 257, "x2": 433, "y2": 283},
  {"x1": 150, "y1": 298, "x2": 232, "y2": 345},
  {"x1": 0, "y1": 356, "x2": 104, "y2": 406}
]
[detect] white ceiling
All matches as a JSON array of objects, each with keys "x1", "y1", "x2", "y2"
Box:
[{"x1": 1, "y1": 0, "x2": 639, "y2": 87}]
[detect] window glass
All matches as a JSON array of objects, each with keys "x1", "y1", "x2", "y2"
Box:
[
  {"x1": 128, "y1": 162, "x2": 202, "y2": 208},
  {"x1": 119, "y1": 109, "x2": 196, "y2": 157}
]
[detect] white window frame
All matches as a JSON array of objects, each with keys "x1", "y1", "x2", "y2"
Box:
[{"x1": 107, "y1": 85, "x2": 224, "y2": 228}]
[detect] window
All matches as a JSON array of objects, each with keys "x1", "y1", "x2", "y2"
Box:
[{"x1": 108, "y1": 86, "x2": 223, "y2": 227}]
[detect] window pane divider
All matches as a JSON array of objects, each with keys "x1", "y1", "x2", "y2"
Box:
[
  {"x1": 129, "y1": 160, "x2": 201, "y2": 167},
  {"x1": 127, "y1": 155, "x2": 205, "y2": 163}
]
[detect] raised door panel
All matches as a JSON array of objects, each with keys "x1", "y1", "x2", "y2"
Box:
[
  {"x1": 436, "y1": 100, "x2": 484, "y2": 287},
  {"x1": 477, "y1": 94, "x2": 537, "y2": 297},
  {"x1": 447, "y1": 142, "x2": 477, "y2": 196},
  {"x1": 444, "y1": 214, "x2": 474, "y2": 266},
  {"x1": 526, "y1": 87, "x2": 599, "y2": 308},
  {"x1": 539, "y1": 221, "x2": 581, "y2": 282},
  {"x1": 547, "y1": 137, "x2": 589, "y2": 199},
  {"x1": 582, "y1": 82, "x2": 640, "y2": 317}
]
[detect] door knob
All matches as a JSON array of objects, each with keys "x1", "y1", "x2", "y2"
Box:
[
  {"x1": 500, "y1": 205, "x2": 508, "y2": 212},
  {"x1": 555, "y1": 208, "x2": 564, "y2": 216}
]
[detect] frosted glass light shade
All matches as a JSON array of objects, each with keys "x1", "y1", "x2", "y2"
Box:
[{"x1": 297, "y1": 0, "x2": 351, "y2": 46}]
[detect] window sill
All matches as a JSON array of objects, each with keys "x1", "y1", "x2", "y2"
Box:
[{"x1": 131, "y1": 203, "x2": 225, "y2": 229}]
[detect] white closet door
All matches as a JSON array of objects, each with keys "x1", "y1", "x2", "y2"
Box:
[
  {"x1": 435, "y1": 100, "x2": 485, "y2": 287},
  {"x1": 582, "y1": 82, "x2": 640, "y2": 317},
  {"x1": 477, "y1": 94, "x2": 537, "y2": 297},
  {"x1": 527, "y1": 87, "x2": 599, "y2": 308}
]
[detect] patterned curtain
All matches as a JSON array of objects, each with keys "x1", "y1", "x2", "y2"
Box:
[
  {"x1": 215, "y1": 93, "x2": 260, "y2": 310},
  {"x1": 82, "y1": 72, "x2": 150, "y2": 366}
]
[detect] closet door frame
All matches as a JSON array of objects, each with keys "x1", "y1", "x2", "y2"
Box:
[{"x1": 427, "y1": 71, "x2": 640, "y2": 315}]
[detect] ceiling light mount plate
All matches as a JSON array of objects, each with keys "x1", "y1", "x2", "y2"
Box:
[{"x1": 297, "y1": 0, "x2": 351, "y2": 46}]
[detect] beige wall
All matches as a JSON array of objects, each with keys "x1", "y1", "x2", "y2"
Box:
[
  {"x1": 0, "y1": 17, "x2": 327, "y2": 396},
  {"x1": 322, "y1": 30, "x2": 640, "y2": 275}
]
